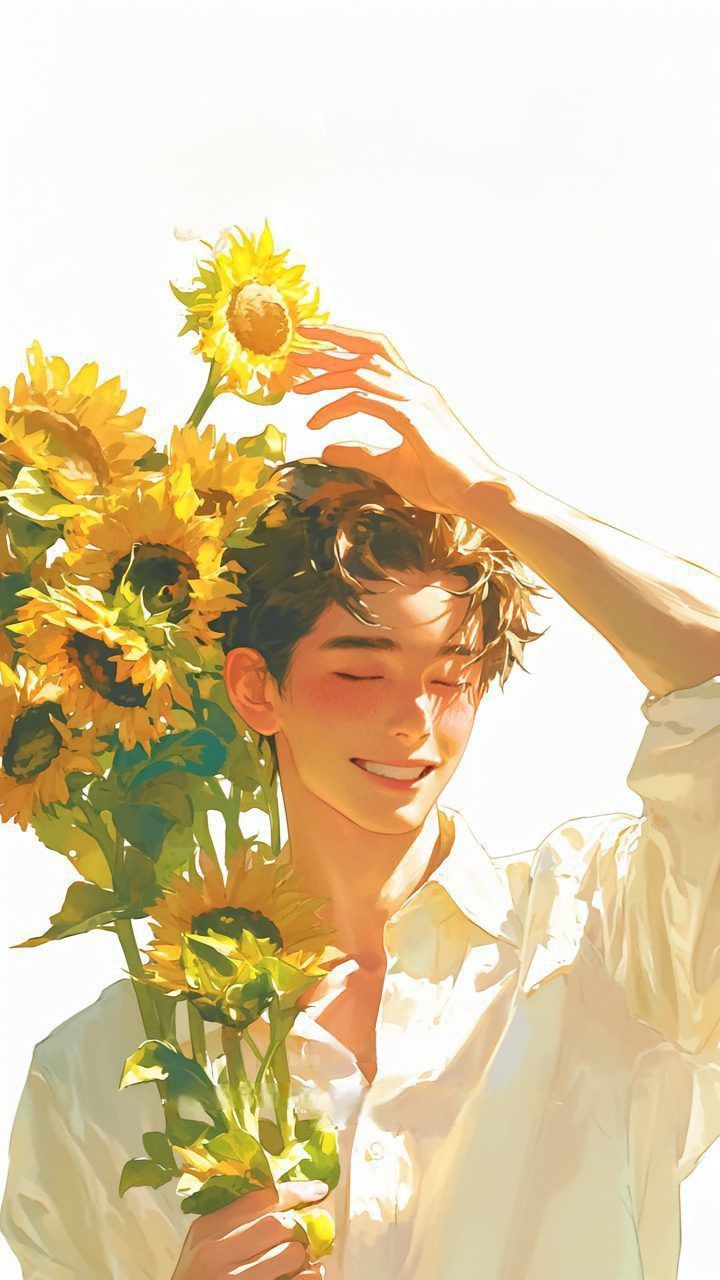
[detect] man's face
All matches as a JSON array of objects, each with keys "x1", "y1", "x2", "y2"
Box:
[{"x1": 271, "y1": 570, "x2": 484, "y2": 835}]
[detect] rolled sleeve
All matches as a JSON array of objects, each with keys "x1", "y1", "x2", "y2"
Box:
[{"x1": 601, "y1": 674, "x2": 720, "y2": 1057}]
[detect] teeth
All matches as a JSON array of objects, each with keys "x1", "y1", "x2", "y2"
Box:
[{"x1": 358, "y1": 761, "x2": 427, "y2": 780}]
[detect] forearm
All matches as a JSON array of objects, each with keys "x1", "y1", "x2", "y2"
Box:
[{"x1": 469, "y1": 473, "x2": 720, "y2": 699}]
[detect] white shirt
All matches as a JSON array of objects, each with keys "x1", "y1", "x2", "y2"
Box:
[{"x1": 2, "y1": 675, "x2": 720, "y2": 1280}]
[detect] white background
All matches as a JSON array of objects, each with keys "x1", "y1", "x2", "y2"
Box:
[{"x1": 1, "y1": 0, "x2": 718, "y2": 1274}]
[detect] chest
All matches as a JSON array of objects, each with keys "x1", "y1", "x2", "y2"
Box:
[{"x1": 314, "y1": 966, "x2": 386, "y2": 1082}]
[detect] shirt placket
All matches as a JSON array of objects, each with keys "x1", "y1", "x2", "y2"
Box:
[{"x1": 341, "y1": 909, "x2": 421, "y2": 1277}]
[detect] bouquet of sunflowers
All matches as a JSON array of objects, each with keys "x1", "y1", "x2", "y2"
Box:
[{"x1": 0, "y1": 224, "x2": 340, "y2": 1262}]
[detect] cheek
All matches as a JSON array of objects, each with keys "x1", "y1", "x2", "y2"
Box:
[
  {"x1": 285, "y1": 674, "x2": 379, "y2": 730},
  {"x1": 437, "y1": 695, "x2": 476, "y2": 753}
]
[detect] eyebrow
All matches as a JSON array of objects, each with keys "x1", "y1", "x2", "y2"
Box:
[{"x1": 319, "y1": 635, "x2": 476, "y2": 657}]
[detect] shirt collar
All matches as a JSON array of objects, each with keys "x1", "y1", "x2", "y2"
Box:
[
  {"x1": 424, "y1": 804, "x2": 522, "y2": 947},
  {"x1": 275, "y1": 802, "x2": 522, "y2": 950}
]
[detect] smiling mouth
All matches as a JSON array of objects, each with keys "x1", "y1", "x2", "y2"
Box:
[{"x1": 351, "y1": 759, "x2": 436, "y2": 784}]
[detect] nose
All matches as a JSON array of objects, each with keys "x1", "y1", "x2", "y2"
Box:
[{"x1": 389, "y1": 685, "x2": 434, "y2": 744}]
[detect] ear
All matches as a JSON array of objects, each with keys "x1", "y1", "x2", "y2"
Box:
[{"x1": 223, "y1": 648, "x2": 281, "y2": 737}]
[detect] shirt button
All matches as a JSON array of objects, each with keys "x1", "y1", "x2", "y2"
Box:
[{"x1": 367, "y1": 1140, "x2": 385, "y2": 1161}]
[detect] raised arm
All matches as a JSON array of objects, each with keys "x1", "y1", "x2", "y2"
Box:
[{"x1": 291, "y1": 323, "x2": 720, "y2": 699}]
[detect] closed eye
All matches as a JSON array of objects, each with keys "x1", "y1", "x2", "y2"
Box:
[
  {"x1": 334, "y1": 672, "x2": 383, "y2": 681},
  {"x1": 334, "y1": 674, "x2": 470, "y2": 687}
]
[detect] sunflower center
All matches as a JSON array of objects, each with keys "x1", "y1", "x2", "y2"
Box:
[
  {"x1": 109, "y1": 543, "x2": 197, "y2": 621},
  {"x1": 66, "y1": 634, "x2": 148, "y2": 708},
  {"x1": 192, "y1": 906, "x2": 283, "y2": 951},
  {"x1": 226, "y1": 283, "x2": 291, "y2": 356},
  {"x1": 2, "y1": 704, "x2": 65, "y2": 782}
]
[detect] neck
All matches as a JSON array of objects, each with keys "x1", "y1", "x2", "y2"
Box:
[{"x1": 276, "y1": 748, "x2": 446, "y2": 967}]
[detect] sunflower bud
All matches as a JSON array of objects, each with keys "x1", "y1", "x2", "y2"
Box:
[{"x1": 291, "y1": 1207, "x2": 335, "y2": 1260}]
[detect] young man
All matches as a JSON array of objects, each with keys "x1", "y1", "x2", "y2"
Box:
[{"x1": 3, "y1": 323, "x2": 720, "y2": 1280}]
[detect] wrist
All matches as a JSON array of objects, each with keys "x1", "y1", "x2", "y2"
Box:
[{"x1": 461, "y1": 468, "x2": 536, "y2": 533}]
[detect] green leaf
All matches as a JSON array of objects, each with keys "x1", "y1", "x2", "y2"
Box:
[
  {"x1": 134, "y1": 447, "x2": 168, "y2": 472},
  {"x1": 5, "y1": 511, "x2": 60, "y2": 565},
  {"x1": 183, "y1": 933, "x2": 238, "y2": 979},
  {"x1": 178, "y1": 1129, "x2": 272, "y2": 1216},
  {"x1": 114, "y1": 846, "x2": 159, "y2": 910},
  {"x1": 258, "y1": 1117, "x2": 284, "y2": 1156},
  {"x1": 237, "y1": 423, "x2": 286, "y2": 461},
  {"x1": 142, "y1": 1130, "x2": 178, "y2": 1171},
  {"x1": 32, "y1": 804, "x2": 113, "y2": 889},
  {"x1": 114, "y1": 729, "x2": 227, "y2": 787},
  {"x1": 179, "y1": 1174, "x2": 260, "y2": 1216},
  {"x1": 0, "y1": 571, "x2": 30, "y2": 622},
  {"x1": 197, "y1": 700, "x2": 237, "y2": 745},
  {"x1": 166, "y1": 1117, "x2": 213, "y2": 1147},
  {"x1": 170, "y1": 281, "x2": 202, "y2": 308},
  {"x1": 236, "y1": 388, "x2": 286, "y2": 408},
  {"x1": 113, "y1": 778, "x2": 194, "y2": 859},
  {"x1": 153, "y1": 820, "x2": 196, "y2": 889},
  {"x1": 120, "y1": 1041, "x2": 226, "y2": 1127},
  {"x1": 85, "y1": 776, "x2": 123, "y2": 816},
  {"x1": 15, "y1": 882, "x2": 128, "y2": 947},
  {"x1": 287, "y1": 1118, "x2": 340, "y2": 1190},
  {"x1": 119, "y1": 1157, "x2": 175, "y2": 1197},
  {"x1": 1, "y1": 468, "x2": 81, "y2": 523}
]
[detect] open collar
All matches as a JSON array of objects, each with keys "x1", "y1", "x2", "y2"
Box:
[
  {"x1": 424, "y1": 804, "x2": 523, "y2": 947},
  {"x1": 275, "y1": 802, "x2": 523, "y2": 949}
]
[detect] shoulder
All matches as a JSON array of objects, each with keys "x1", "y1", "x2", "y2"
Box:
[
  {"x1": 32, "y1": 978, "x2": 144, "y2": 1090},
  {"x1": 490, "y1": 811, "x2": 641, "y2": 916}
]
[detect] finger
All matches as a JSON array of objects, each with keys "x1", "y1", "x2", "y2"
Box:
[
  {"x1": 194, "y1": 1182, "x2": 327, "y2": 1243},
  {"x1": 294, "y1": 370, "x2": 405, "y2": 401},
  {"x1": 321, "y1": 442, "x2": 392, "y2": 474},
  {"x1": 224, "y1": 1238, "x2": 308, "y2": 1278},
  {"x1": 296, "y1": 324, "x2": 410, "y2": 372},
  {"x1": 306, "y1": 391, "x2": 416, "y2": 443},
  {"x1": 209, "y1": 1209, "x2": 297, "y2": 1273},
  {"x1": 274, "y1": 1182, "x2": 329, "y2": 1212},
  {"x1": 287, "y1": 349, "x2": 371, "y2": 373}
]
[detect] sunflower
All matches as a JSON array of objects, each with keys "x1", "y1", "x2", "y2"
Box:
[
  {"x1": 172, "y1": 222, "x2": 329, "y2": 401},
  {"x1": 0, "y1": 341, "x2": 154, "y2": 503},
  {"x1": 11, "y1": 581, "x2": 191, "y2": 752},
  {"x1": 0, "y1": 663, "x2": 102, "y2": 829},
  {"x1": 142, "y1": 847, "x2": 337, "y2": 1027},
  {"x1": 167, "y1": 422, "x2": 281, "y2": 524},
  {"x1": 60, "y1": 474, "x2": 241, "y2": 647}
]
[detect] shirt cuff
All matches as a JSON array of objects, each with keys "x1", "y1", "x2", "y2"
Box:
[{"x1": 640, "y1": 672, "x2": 720, "y2": 729}]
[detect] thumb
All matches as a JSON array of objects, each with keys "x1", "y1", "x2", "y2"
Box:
[
  {"x1": 275, "y1": 1180, "x2": 329, "y2": 1211},
  {"x1": 321, "y1": 442, "x2": 389, "y2": 473}
]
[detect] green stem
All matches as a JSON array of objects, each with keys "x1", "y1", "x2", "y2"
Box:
[
  {"x1": 243, "y1": 1029, "x2": 263, "y2": 1064},
  {"x1": 222, "y1": 1026, "x2": 254, "y2": 1132},
  {"x1": 255, "y1": 1033, "x2": 281, "y2": 1094},
  {"x1": 110, "y1": 834, "x2": 178, "y2": 1129},
  {"x1": 195, "y1": 805, "x2": 222, "y2": 871},
  {"x1": 272, "y1": 1038, "x2": 293, "y2": 1147},
  {"x1": 267, "y1": 780, "x2": 281, "y2": 858},
  {"x1": 114, "y1": 919, "x2": 160, "y2": 1042},
  {"x1": 187, "y1": 362, "x2": 223, "y2": 429},
  {"x1": 223, "y1": 785, "x2": 243, "y2": 862},
  {"x1": 188, "y1": 1002, "x2": 208, "y2": 1071},
  {"x1": 261, "y1": 997, "x2": 293, "y2": 1146}
]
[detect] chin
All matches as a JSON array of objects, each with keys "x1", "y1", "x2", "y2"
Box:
[{"x1": 339, "y1": 792, "x2": 437, "y2": 835}]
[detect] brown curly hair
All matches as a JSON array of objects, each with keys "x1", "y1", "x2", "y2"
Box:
[{"x1": 219, "y1": 460, "x2": 549, "y2": 711}]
